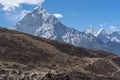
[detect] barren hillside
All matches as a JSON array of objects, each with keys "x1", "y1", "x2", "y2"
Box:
[{"x1": 0, "y1": 27, "x2": 120, "y2": 80}]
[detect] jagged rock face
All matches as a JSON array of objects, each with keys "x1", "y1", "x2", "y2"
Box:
[{"x1": 0, "y1": 27, "x2": 120, "y2": 79}]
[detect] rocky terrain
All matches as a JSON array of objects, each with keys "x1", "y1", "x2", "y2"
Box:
[{"x1": 0, "y1": 27, "x2": 120, "y2": 80}]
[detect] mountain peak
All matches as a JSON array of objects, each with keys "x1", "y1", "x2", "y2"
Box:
[
  {"x1": 85, "y1": 26, "x2": 96, "y2": 36},
  {"x1": 32, "y1": 5, "x2": 49, "y2": 16},
  {"x1": 96, "y1": 28, "x2": 108, "y2": 36},
  {"x1": 34, "y1": 5, "x2": 44, "y2": 11},
  {"x1": 98, "y1": 28, "x2": 106, "y2": 33}
]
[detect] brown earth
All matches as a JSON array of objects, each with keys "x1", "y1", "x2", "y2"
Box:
[{"x1": 0, "y1": 27, "x2": 120, "y2": 80}]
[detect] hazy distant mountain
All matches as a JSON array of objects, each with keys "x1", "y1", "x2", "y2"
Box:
[{"x1": 11, "y1": 6, "x2": 120, "y2": 55}]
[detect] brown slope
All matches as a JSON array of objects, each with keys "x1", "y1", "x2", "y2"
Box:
[{"x1": 0, "y1": 27, "x2": 119, "y2": 80}]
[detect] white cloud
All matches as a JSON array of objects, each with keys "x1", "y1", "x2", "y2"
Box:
[
  {"x1": 0, "y1": 0, "x2": 44, "y2": 11},
  {"x1": 99, "y1": 23, "x2": 107, "y2": 27},
  {"x1": 53, "y1": 13, "x2": 63, "y2": 18},
  {"x1": 99, "y1": 24, "x2": 104, "y2": 27},
  {"x1": 110, "y1": 26, "x2": 117, "y2": 31},
  {"x1": 5, "y1": 10, "x2": 30, "y2": 23},
  {"x1": 108, "y1": 26, "x2": 118, "y2": 33}
]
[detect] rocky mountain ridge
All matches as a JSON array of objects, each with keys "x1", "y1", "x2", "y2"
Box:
[{"x1": 11, "y1": 6, "x2": 120, "y2": 55}]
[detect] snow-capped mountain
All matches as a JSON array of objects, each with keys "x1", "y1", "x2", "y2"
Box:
[
  {"x1": 110, "y1": 31, "x2": 120, "y2": 43},
  {"x1": 11, "y1": 6, "x2": 120, "y2": 55},
  {"x1": 85, "y1": 27, "x2": 120, "y2": 44},
  {"x1": 85, "y1": 26, "x2": 96, "y2": 35},
  {"x1": 96, "y1": 28, "x2": 110, "y2": 43},
  {"x1": 95, "y1": 28, "x2": 120, "y2": 43}
]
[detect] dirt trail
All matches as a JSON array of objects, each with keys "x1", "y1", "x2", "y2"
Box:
[{"x1": 108, "y1": 60, "x2": 120, "y2": 77}]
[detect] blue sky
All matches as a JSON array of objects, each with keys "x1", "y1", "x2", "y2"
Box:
[{"x1": 0, "y1": 0, "x2": 120, "y2": 31}]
